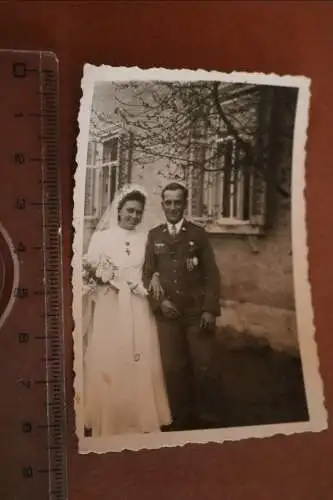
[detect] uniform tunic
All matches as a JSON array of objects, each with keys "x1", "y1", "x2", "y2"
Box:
[{"x1": 143, "y1": 220, "x2": 221, "y2": 427}]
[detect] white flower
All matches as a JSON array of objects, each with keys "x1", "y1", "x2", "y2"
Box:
[
  {"x1": 82, "y1": 280, "x2": 96, "y2": 296},
  {"x1": 96, "y1": 255, "x2": 118, "y2": 283}
]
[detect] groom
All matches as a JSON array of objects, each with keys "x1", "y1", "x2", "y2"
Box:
[{"x1": 143, "y1": 182, "x2": 221, "y2": 431}]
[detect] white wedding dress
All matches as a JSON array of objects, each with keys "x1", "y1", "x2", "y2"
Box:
[{"x1": 83, "y1": 225, "x2": 172, "y2": 437}]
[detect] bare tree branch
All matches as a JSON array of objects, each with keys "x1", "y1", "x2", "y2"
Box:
[{"x1": 89, "y1": 81, "x2": 297, "y2": 199}]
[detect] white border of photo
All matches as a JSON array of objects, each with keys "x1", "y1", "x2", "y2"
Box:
[{"x1": 72, "y1": 65, "x2": 327, "y2": 454}]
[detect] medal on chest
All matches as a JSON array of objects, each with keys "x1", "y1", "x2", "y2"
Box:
[{"x1": 186, "y1": 241, "x2": 199, "y2": 271}]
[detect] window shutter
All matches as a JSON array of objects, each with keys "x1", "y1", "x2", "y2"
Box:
[
  {"x1": 87, "y1": 140, "x2": 97, "y2": 166},
  {"x1": 190, "y1": 143, "x2": 205, "y2": 217},
  {"x1": 117, "y1": 133, "x2": 125, "y2": 188},
  {"x1": 117, "y1": 131, "x2": 134, "y2": 187},
  {"x1": 249, "y1": 169, "x2": 267, "y2": 226},
  {"x1": 249, "y1": 87, "x2": 274, "y2": 227},
  {"x1": 87, "y1": 142, "x2": 93, "y2": 165},
  {"x1": 126, "y1": 131, "x2": 134, "y2": 183},
  {"x1": 84, "y1": 166, "x2": 93, "y2": 216}
]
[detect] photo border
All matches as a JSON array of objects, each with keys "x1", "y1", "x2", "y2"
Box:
[{"x1": 72, "y1": 65, "x2": 327, "y2": 454}]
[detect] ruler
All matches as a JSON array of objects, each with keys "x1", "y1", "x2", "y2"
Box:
[{"x1": 0, "y1": 51, "x2": 67, "y2": 500}]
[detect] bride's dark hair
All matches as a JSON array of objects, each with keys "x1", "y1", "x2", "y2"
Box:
[{"x1": 117, "y1": 190, "x2": 146, "y2": 214}]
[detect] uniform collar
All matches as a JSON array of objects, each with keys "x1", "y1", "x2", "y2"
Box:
[{"x1": 166, "y1": 218, "x2": 185, "y2": 234}]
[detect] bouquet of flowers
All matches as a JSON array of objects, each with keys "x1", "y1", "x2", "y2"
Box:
[{"x1": 82, "y1": 255, "x2": 119, "y2": 295}]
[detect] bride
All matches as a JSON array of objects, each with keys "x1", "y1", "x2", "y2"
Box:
[{"x1": 82, "y1": 184, "x2": 172, "y2": 436}]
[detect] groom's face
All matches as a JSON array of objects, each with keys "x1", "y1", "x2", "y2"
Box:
[{"x1": 161, "y1": 189, "x2": 186, "y2": 224}]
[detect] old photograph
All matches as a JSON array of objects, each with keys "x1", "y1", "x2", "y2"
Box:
[{"x1": 73, "y1": 65, "x2": 327, "y2": 453}]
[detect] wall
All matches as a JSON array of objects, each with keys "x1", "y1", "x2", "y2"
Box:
[{"x1": 215, "y1": 197, "x2": 293, "y2": 309}]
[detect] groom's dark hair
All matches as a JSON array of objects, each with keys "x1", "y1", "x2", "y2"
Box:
[
  {"x1": 162, "y1": 182, "x2": 188, "y2": 202},
  {"x1": 117, "y1": 190, "x2": 146, "y2": 213}
]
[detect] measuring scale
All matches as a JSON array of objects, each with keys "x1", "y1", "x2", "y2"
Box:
[{"x1": 0, "y1": 50, "x2": 67, "y2": 500}]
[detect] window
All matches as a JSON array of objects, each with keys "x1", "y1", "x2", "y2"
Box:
[
  {"x1": 84, "y1": 128, "x2": 133, "y2": 225},
  {"x1": 84, "y1": 141, "x2": 98, "y2": 218},
  {"x1": 98, "y1": 135, "x2": 121, "y2": 218},
  {"x1": 84, "y1": 134, "x2": 121, "y2": 223},
  {"x1": 87, "y1": 140, "x2": 97, "y2": 165},
  {"x1": 187, "y1": 136, "x2": 266, "y2": 234}
]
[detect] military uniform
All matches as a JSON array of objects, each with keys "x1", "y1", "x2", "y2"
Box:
[{"x1": 143, "y1": 219, "x2": 221, "y2": 429}]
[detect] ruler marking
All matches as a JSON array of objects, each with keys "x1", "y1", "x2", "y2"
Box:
[
  {"x1": 30, "y1": 201, "x2": 58, "y2": 207},
  {"x1": 34, "y1": 335, "x2": 58, "y2": 340},
  {"x1": 35, "y1": 379, "x2": 58, "y2": 384},
  {"x1": 37, "y1": 468, "x2": 59, "y2": 474},
  {"x1": 39, "y1": 58, "x2": 68, "y2": 500},
  {"x1": 38, "y1": 424, "x2": 59, "y2": 429}
]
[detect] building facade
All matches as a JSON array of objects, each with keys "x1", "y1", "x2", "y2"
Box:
[{"x1": 82, "y1": 83, "x2": 298, "y2": 354}]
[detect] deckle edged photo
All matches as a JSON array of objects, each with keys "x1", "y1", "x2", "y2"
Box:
[{"x1": 72, "y1": 65, "x2": 327, "y2": 454}]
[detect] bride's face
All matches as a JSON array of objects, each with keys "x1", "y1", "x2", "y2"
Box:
[{"x1": 118, "y1": 200, "x2": 144, "y2": 230}]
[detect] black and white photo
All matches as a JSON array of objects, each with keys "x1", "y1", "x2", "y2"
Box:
[{"x1": 73, "y1": 65, "x2": 327, "y2": 453}]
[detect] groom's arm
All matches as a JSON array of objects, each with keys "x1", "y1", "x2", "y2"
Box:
[
  {"x1": 142, "y1": 230, "x2": 156, "y2": 287},
  {"x1": 199, "y1": 228, "x2": 221, "y2": 317},
  {"x1": 142, "y1": 231, "x2": 162, "y2": 312}
]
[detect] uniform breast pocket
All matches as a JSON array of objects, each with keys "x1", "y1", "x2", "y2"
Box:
[{"x1": 153, "y1": 242, "x2": 168, "y2": 256}]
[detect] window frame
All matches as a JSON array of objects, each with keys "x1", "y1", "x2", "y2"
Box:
[
  {"x1": 84, "y1": 127, "x2": 123, "y2": 223},
  {"x1": 187, "y1": 135, "x2": 266, "y2": 235}
]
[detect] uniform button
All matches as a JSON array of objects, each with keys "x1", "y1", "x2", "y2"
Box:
[
  {"x1": 176, "y1": 290, "x2": 180, "y2": 294},
  {"x1": 172, "y1": 280, "x2": 177, "y2": 284}
]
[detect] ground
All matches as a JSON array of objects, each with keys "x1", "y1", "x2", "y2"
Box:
[
  {"x1": 84, "y1": 330, "x2": 309, "y2": 437},
  {"x1": 193, "y1": 329, "x2": 309, "y2": 430}
]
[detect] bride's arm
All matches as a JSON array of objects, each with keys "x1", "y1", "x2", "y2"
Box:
[
  {"x1": 142, "y1": 231, "x2": 156, "y2": 289},
  {"x1": 84, "y1": 231, "x2": 121, "y2": 293},
  {"x1": 84, "y1": 231, "x2": 104, "y2": 267},
  {"x1": 127, "y1": 279, "x2": 148, "y2": 297},
  {"x1": 107, "y1": 279, "x2": 121, "y2": 292},
  {"x1": 142, "y1": 231, "x2": 164, "y2": 308}
]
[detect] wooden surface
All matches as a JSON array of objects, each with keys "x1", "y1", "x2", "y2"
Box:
[{"x1": 1, "y1": 2, "x2": 332, "y2": 498}]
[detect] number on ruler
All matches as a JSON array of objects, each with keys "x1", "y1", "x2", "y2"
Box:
[
  {"x1": 22, "y1": 422, "x2": 32, "y2": 433},
  {"x1": 18, "y1": 332, "x2": 30, "y2": 343},
  {"x1": 13, "y1": 62, "x2": 27, "y2": 78},
  {"x1": 14, "y1": 241, "x2": 26, "y2": 254},
  {"x1": 22, "y1": 466, "x2": 33, "y2": 478},
  {"x1": 14, "y1": 152, "x2": 25, "y2": 165},
  {"x1": 14, "y1": 287, "x2": 29, "y2": 298},
  {"x1": 15, "y1": 198, "x2": 26, "y2": 210},
  {"x1": 18, "y1": 377, "x2": 32, "y2": 389}
]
